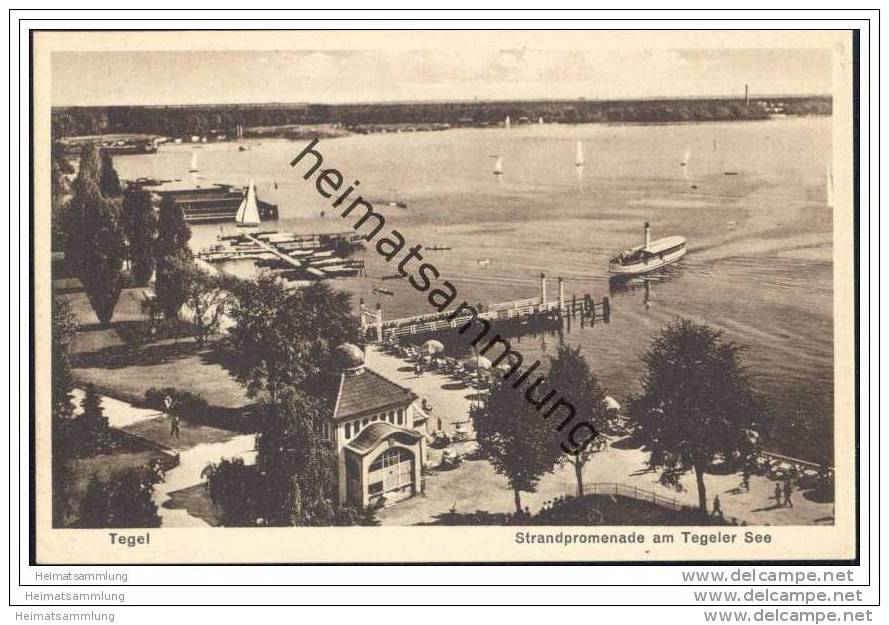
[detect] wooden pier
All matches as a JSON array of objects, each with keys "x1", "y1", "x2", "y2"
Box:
[
  {"x1": 361, "y1": 273, "x2": 610, "y2": 343},
  {"x1": 243, "y1": 233, "x2": 304, "y2": 269},
  {"x1": 197, "y1": 231, "x2": 365, "y2": 280}
]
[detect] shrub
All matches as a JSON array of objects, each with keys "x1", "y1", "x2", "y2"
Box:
[
  {"x1": 144, "y1": 387, "x2": 208, "y2": 419},
  {"x1": 76, "y1": 467, "x2": 162, "y2": 528},
  {"x1": 202, "y1": 458, "x2": 264, "y2": 526}
]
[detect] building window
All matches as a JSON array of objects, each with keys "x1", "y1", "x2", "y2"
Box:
[
  {"x1": 397, "y1": 409, "x2": 404, "y2": 425},
  {"x1": 369, "y1": 481, "x2": 383, "y2": 495},
  {"x1": 345, "y1": 423, "x2": 351, "y2": 439},
  {"x1": 389, "y1": 411, "x2": 395, "y2": 422},
  {"x1": 362, "y1": 418, "x2": 368, "y2": 427}
]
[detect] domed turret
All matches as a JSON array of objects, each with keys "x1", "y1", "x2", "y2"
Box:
[{"x1": 333, "y1": 343, "x2": 365, "y2": 374}]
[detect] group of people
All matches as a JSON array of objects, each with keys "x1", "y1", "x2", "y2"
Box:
[{"x1": 774, "y1": 480, "x2": 795, "y2": 508}]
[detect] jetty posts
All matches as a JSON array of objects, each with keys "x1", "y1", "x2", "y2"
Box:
[{"x1": 360, "y1": 273, "x2": 610, "y2": 347}]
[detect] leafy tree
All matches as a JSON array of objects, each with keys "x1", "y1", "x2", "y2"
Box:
[
  {"x1": 547, "y1": 343, "x2": 610, "y2": 497},
  {"x1": 51, "y1": 143, "x2": 75, "y2": 252},
  {"x1": 629, "y1": 318, "x2": 766, "y2": 513},
  {"x1": 205, "y1": 390, "x2": 360, "y2": 527},
  {"x1": 255, "y1": 390, "x2": 344, "y2": 526},
  {"x1": 201, "y1": 457, "x2": 265, "y2": 526},
  {"x1": 227, "y1": 273, "x2": 359, "y2": 401},
  {"x1": 51, "y1": 293, "x2": 77, "y2": 424},
  {"x1": 153, "y1": 195, "x2": 192, "y2": 317},
  {"x1": 174, "y1": 257, "x2": 237, "y2": 347},
  {"x1": 99, "y1": 151, "x2": 122, "y2": 197},
  {"x1": 64, "y1": 147, "x2": 125, "y2": 325},
  {"x1": 75, "y1": 143, "x2": 102, "y2": 183},
  {"x1": 473, "y1": 377, "x2": 563, "y2": 513},
  {"x1": 72, "y1": 384, "x2": 112, "y2": 455},
  {"x1": 122, "y1": 188, "x2": 157, "y2": 286},
  {"x1": 51, "y1": 292, "x2": 77, "y2": 527},
  {"x1": 76, "y1": 468, "x2": 162, "y2": 528},
  {"x1": 154, "y1": 249, "x2": 192, "y2": 322},
  {"x1": 300, "y1": 281, "x2": 363, "y2": 348}
]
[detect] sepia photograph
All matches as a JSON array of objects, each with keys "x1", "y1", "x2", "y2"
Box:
[{"x1": 31, "y1": 29, "x2": 857, "y2": 564}]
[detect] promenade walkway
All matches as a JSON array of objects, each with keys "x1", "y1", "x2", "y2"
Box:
[{"x1": 366, "y1": 347, "x2": 834, "y2": 527}]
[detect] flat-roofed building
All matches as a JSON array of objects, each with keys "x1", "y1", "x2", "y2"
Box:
[{"x1": 140, "y1": 180, "x2": 279, "y2": 224}]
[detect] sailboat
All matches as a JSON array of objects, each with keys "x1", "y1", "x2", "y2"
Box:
[
  {"x1": 493, "y1": 156, "x2": 504, "y2": 176},
  {"x1": 680, "y1": 149, "x2": 690, "y2": 167},
  {"x1": 189, "y1": 150, "x2": 199, "y2": 173},
  {"x1": 504, "y1": 115, "x2": 511, "y2": 130},
  {"x1": 575, "y1": 140, "x2": 585, "y2": 167},
  {"x1": 235, "y1": 179, "x2": 261, "y2": 227}
]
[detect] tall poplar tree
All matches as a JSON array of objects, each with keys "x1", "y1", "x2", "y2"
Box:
[
  {"x1": 153, "y1": 194, "x2": 192, "y2": 317},
  {"x1": 64, "y1": 145, "x2": 125, "y2": 325},
  {"x1": 122, "y1": 188, "x2": 157, "y2": 286}
]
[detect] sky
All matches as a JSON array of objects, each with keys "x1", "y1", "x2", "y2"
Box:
[{"x1": 51, "y1": 48, "x2": 832, "y2": 107}]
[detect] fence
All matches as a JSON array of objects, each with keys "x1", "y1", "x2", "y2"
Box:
[
  {"x1": 574, "y1": 482, "x2": 746, "y2": 525},
  {"x1": 760, "y1": 450, "x2": 833, "y2": 478},
  {"x1": 580, "y1": 482, "x2": 684, "y2": 511}
]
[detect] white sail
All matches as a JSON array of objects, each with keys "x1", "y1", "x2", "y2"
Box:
[
  {"x1": 538, "y1": 116, "x2": 543, "y2": 125},
  {"x1": 504, "y1": 115, "x2": 511, "y2": 130},
  {"x1": 189, "y1": 151, "x2": 199, "y2": 172},
  {"x1": 493, "y1": 156, "x2": 503, "y2": 175},
  {"x1": 235, "y1": 179, "x2": 261, "y2": 226},
  {"x1": 681, "y1": 149, "x2": 690, "y2": 167},
  {"x1": 575, "y1": 140, "x2": 585, "y2": 167}
]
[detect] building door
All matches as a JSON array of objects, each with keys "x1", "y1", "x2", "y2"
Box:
[{"x1": 369, "y1": 447, "x2": 414, "y2": 502}]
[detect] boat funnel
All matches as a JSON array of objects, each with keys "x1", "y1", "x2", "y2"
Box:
[{"x1": 644, "y1": 222, "x2": 651, "y2": 248}]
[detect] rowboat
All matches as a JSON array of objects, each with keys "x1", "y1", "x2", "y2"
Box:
[{"x1": 608, "y1": 223, "x2": 687, "y2": 276}]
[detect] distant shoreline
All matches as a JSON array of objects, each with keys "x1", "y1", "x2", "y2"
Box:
[{"x1": 52, "y1": 95, "x2": 831, "y2": 141}]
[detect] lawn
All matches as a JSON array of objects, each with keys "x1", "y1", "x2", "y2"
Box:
[
  {"x1": 66, "y1": 286, "x2": 252, "y2": 411},
  {"x1": 73, "y1": 343, "x2": 250, "y2": 410},
  {"x1": 121, "y1": 416, "x2": 243, "y2": 451}
]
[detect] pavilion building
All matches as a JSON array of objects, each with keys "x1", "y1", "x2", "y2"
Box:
[{"x1": 324, "y1": 344, "x2": 427, "y2": 508}]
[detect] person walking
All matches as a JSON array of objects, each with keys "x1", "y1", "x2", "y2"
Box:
[
  {"x1": 741, "y1": 469, "x2": 751, "y2": 492},
  {"x1": 164, "y1": 394, "x2": 180, "y2": 439},
  {"x1": 712, "y1": 495, "x2": 723, "y2": 518},
  {"x1": 773, "y1": 482, "x2": 783, "y2": 507},
  {"x1": 783, "y1": 480, "x2": 794, "y2": 508}
]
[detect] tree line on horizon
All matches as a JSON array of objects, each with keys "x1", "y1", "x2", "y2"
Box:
[{"x1": 50, "y1": 95, "x2": 832, "y2": 138}]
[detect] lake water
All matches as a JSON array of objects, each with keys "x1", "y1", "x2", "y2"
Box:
[{"x1": 112, "y1": 117, "x2": 834, "y2": 463}]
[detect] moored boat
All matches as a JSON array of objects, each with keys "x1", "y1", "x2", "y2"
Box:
[
  {"x1": 608, "y1": 223, "x2": 687, "y2": 276},
  {"x1": 234, "y1": 179, "x2": 262, "y2": 227}
]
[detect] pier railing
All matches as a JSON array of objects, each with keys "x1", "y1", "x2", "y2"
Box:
[{"x1": 361, "y1": 274, "x2": 611, "y2": 342}]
